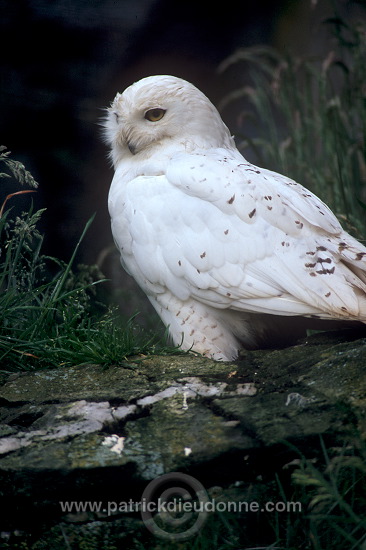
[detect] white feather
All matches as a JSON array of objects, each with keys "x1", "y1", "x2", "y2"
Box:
[{"x1": 105, "y1": 75, "x2": 366, "y2": 361}]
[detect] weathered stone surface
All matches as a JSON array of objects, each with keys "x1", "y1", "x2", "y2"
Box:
[
  {"x1": 0, "y1": 331, "x2": 365, "y2": 473},
  {"x1": 0, "y1": 329, "x2": 365, "y2": 547}
]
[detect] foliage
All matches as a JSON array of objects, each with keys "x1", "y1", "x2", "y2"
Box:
[
  {"x1": 219, "y1": 14, "x2": 366, "y2": 238},
  {"x1": 290, "y1": 437, "x2": 366, "y2": 550}
]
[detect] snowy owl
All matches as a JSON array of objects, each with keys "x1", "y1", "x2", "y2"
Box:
[{"x1": 104, "y1": 75, "x2": 366, "y2": 361}]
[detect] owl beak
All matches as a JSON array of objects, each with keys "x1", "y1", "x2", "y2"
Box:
[{"x1": 127, "y1": 141, "x2": 137, "y2": 155}]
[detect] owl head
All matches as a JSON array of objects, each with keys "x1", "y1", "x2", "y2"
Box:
[{"x1": 103, "y1": 75, "x2": 234, "y2": 167}]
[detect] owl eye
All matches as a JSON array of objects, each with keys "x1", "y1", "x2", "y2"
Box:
[{"x1": 144, "y1": 108, "x2": 166, "y2": 122}]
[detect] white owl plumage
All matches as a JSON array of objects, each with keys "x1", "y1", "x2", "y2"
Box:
[{"x1": 104, "y1": 75, "x2": 366, "y2": 361}]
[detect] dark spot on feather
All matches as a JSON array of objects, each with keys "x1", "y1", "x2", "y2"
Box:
[
  {"x1": 341, "y1": 306, "x2": 348, "y2": 311},
  {"x1": 305, "y1": 263, "x2": 316, "y2": 268},
  {"x1": 295, "y1": 220, "x2": 304, "y2": 228},
  {"x1": 325, "y1": 292, "x2": 331, "y2": 297},
  {"x1": 224, "y1": 229, "x2": 229, "y2": 235},
  {"x1": 316, "y1": 267, "x2": 335, "y2": 275},
  {"x1": 306, "y1": 251, "x2": 316, "y2": 256},
  {"x1": 309, "y1": 272, "x2": 317, "y2": 277},
  {"x1": 197, "y1": 269, "x2": 201, "y2": 273},
  {"x1": 227, "y1": 194, "x2": 235, "y2": 204},
  {"x1": 316, "y1": 246, "x2": 327, "y2": 251},
  {"x1": 200, "y1": 252, "x2": 206, "y2": 258},
  {"x1": 226, "y1": 292, "x2": 231, "y2": 297},
  {"x1": 248, "y1": 208, "x2": 256, "y2": 219},
  {"x1": 317, "y1": 257, "x2": 332, "y2": 264},
  {"x1": 356, "y1": 252, "x2": 366, "y2": 260},
  {"x1": 178, "y1": 260, "x2": 182, "y2": 266},
  {"x1": 267, "y1": 206, "x2": 273, "y2": 210}
]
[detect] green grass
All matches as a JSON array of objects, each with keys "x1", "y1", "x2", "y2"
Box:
[
  {"x1": 290, "y1": 438, "x2": 366, "y2": 550},
  {"x1": 0, "y1": 147, "x2": 181, "y2": 372},
  {"x1": 219, "y1": 12, "x2": 366, "y2": 239}
]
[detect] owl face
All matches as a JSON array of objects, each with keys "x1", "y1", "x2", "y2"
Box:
[{"x1": 104, "y1": 75, "x2": 234, "y2": 165}]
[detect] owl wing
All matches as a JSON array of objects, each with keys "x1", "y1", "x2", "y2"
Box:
[{"x1": 110, "y1": 148, "x2": 366, "y2": 320}]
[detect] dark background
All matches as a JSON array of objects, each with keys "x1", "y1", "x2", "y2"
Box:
[{"x1": 0, "y1": 0, "x2": 363, "y2": 318}]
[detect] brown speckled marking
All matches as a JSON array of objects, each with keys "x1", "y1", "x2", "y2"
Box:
[
  {"x1": 200, "y1": 252, "x2": 206, "y2": 258},
  {"x1": 316, "y1": 267, "x2": 335, "y2": 275},
  {"x1": 224, "y1": 229, "x2": 229, "y2": 235},
  {"x1": 317, "y1": 257, "x2": 332, "y2": 264},
  {"x1": 178, "y1": 260, "x2": 182, "y2": 266},
  {"x1": 227, "y1": 194, "x2": 235, "y2": 204},
  {"x1": 356, "y1": 252, "x2": 366, "y2": 260},
  {"x1": 248, "y1": 208, "x2": 256, "y2": 218},
  {"x1": 305, "y1": 262, "x2": 316, "y2": 268},
  {"x1": 295, "y1": 220, "x2": 304, "y2": 228},
  {"x1": 325, "y1": 292, "x2": 331, "y2": 297},
  {"x1": 316, "y1": 246, "x2": 327, "y2": 251},
  {"x1": 181, "y1": 312, "x2": 192, "y2": 325}
]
